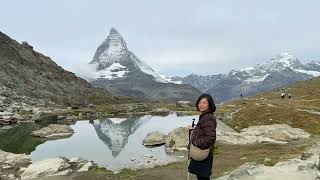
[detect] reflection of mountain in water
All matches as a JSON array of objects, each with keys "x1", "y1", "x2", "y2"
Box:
[{"x1": 91, "y1": 115, "x2": 151, "y2": 157}]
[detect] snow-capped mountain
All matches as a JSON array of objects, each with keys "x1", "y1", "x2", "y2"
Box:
[
  {"x1": 229, "y1": 52, "x2": 320, "y2": 81},
  {"x1": 89, "y1": 28, "x2": 201, "y2": 102},
  {"x1": 251, "y1": 52, "x2": 304, "y2": 74},
  {"x1": 90, "y1": 28, "x2": 167, "y2": 83},
  {"x1": 173, "y1": 52, "x2": 320, "y2": 103}
]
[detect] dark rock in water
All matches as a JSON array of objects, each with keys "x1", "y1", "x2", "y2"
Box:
[{"x1": 32, "y1": 113, "x2": 58, "y2": 124}]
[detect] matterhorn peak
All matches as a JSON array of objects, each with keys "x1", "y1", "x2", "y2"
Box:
[
  {"x1": 89, "y1": 28, "x2": 168, "y2": 83},
  {"x1": 109, "y1": 27, "x2": 119, "y2": 35},
  {"x1": 90, "y1": 28, "x2": 129, "y2": 71}
]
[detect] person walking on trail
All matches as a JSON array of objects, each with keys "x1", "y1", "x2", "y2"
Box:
[
  {"x1": 288, "y1": 93, "x2": 292, "y2": 100},
  {"x1": 240, "y1": 93, "x2": 243, "y2": 98},
  {"x1": 186, "y1": 94, "x2": 217, "y2": 180},
  {"x1": 281, "y1": 92, "x2": 285, "y2": 99}
]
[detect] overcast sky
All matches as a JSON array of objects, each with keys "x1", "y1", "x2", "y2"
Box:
[{"x1": 1, "y1": 0, "x2": 320, "y2": 78}]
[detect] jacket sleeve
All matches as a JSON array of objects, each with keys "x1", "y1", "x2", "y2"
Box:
[{"x1": 192, "y1": 116, "x2": 217, "y2": 150}]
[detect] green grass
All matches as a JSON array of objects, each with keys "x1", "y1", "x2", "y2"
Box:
[{"x1": 216, "y1": 76, "x2": 320, "y2": 135}]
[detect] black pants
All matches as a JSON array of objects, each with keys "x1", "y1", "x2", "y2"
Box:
[{"x1": 197, "y1": 176, "x2": 210, "y2": 180}]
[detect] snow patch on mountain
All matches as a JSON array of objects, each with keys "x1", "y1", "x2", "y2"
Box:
[
  {"x1": 160, "y1": 75, "x2": 182, "y2": 84},
  {"x1": 311, "y1": 61, "x2": 320, "y2": 65},
  {"x1": 94, "y1": 63, "x2": 129, "y2": 79},
  {"x1": 130, "y1": 53, "x2": 169, "y2": 83},
  {"x1": 294, "y1": 69, "x2": 320, "y2": 77},
  {"x1": 244, "y1": 74, "x2": 270, "y2": 83}
]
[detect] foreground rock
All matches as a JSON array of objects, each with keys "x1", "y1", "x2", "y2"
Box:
[
  {"x1": 20, "y1": 158, "x2": 72, "y2": 179},
  {"x1": 31, "y1": 124, "x2": 74, "y2": 139},
  {"x1": 143, "y1": 131, "x2": 167, "y2": 146},
  {"x1": 165, "y1": 127, "x2": 189, "y2": 152},
  {"x1": 0, "y1": 149, "x2": 31, "y2": 168},
  {"x1": 20, "y1": 157, "x2": 96, "y2": 179},
  {"x1": 216, "y1": 143, "x2": 320, "y2": 180},
  {"x1": 217, "y1": 123, "x2": 310, "y2": 145},
  {"x1": 217, "y1": 131, "x2": 287, "y2": 145},
  {"x1": 0, "y1": 149, "x2": 95, "y2": 179},
  {"x1": 0, "y1": 150, "x2": 31, "y2": 179},
  {"x1": 240, "y1": 124, "x2": 311, "y2": 142}
]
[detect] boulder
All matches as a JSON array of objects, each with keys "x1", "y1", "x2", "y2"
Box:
[
  {"x1": 31, "y1": 124, "x2": 74, "y2": 139},
  {"x1": 240, "y1": 124, "x2": 310, "y2": 142},
  {"x1": 165, "y1": 127, "x2": 189, "y2": 152},
  {"x1": 217, "y1": 131, "x2": 286, "y2": 145},
  {"x1": 143, "y1": 131, "x2": 167, "y2": 146},
  {"x1": 0, "y1": 149, "x2": 31, "y2": 168},
  {"x1": 20, "y1": 158, "x2": 72, "y2": 179}
]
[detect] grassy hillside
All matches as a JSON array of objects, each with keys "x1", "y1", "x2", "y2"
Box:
[{"x1": 217, "y1": 76, "x2": 320, "y2": 134}]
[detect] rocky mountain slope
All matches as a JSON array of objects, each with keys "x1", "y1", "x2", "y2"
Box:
[{"x1": 0, "y1": 31, "x2": 129, "y2": 107}]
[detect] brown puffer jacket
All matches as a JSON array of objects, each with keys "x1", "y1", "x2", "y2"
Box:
[{"x1": 191, "y1": 111, "x2": 217, "y2": 150}]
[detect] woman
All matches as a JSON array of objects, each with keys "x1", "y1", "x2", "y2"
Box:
[{"x1": 187, "y1": 94, "x2": 217, "y2": 180}]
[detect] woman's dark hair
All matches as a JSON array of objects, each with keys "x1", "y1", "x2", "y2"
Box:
[{"x1": 195, "y1": 94, "x2": 216, "y2": 113}]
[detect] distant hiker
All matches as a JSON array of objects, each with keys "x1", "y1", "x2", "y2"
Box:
[
  {"x1": 288, "y1": 93, "x2": 292, "y2": 100},
  {"x1": 240, "y1": 93, "x2": 243, "y2": 98},
  {"x1": 187, "y1": 94, "x2": 217, "y2": 180},
  {"x1": 281, "y1": 92, "x2": 285, "y2": 99}
]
